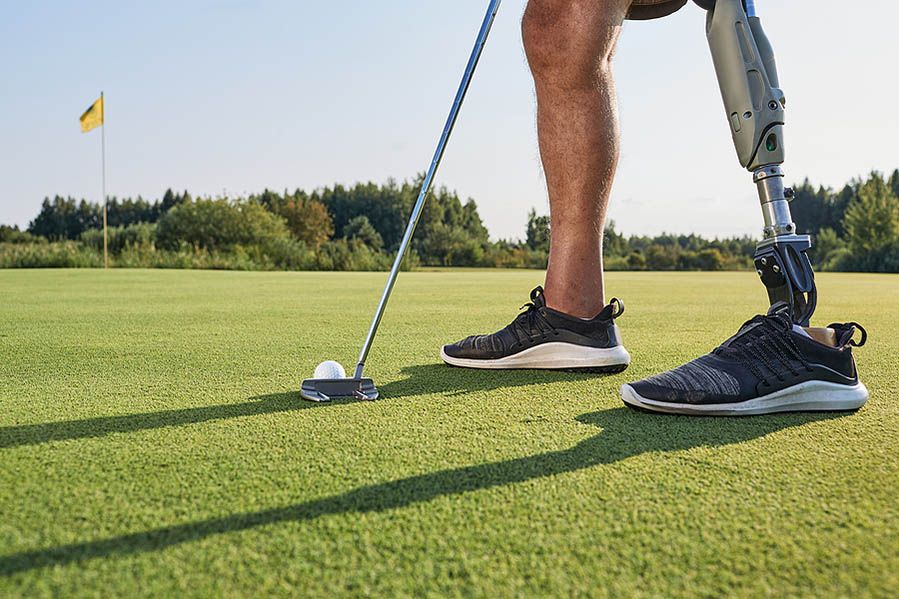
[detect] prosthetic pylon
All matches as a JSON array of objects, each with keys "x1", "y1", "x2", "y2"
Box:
[{"x1": 699, "y1": 0, "x2": 817, "y2": 325}]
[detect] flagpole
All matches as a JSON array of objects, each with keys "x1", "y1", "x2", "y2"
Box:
[{"x1": 101, "y1": 91, "x2": 107, "y2": 269}]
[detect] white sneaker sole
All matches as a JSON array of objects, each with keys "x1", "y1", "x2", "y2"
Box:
[
  {"x1": 620, "y1": 379, "x2": 869, "y2": 416},
  {"x1": 440, "y1": 342, "x2": 631, "y2": 371}
]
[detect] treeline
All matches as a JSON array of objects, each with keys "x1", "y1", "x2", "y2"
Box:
[
  {"x1": 790, "y1": 170, "x2": 899, "y2": 272},
  {"x1": 600, "y1": 169, "x2": 899, "y2": 273},
  {"x1": 1, "y1": 180, "x2": 540, "y2": 270},
  {"x1": 2, "y1": 169, "x2": 897, "y2": 271}
]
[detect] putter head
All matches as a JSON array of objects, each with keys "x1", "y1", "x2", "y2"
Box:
[{"x1": 300, "y1": 377, "x2": 379, "y2": 402}]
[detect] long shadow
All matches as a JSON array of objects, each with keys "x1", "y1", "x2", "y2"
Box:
[
  {"x1": 0, "y1": 407, "x2": 840, "y2": 576},
  {"x1": 0, "y1": 364, "x2": 606, "y2": 449},
  {"x1": 0, "y1": 392, "x2": 321, "y2": 449}
]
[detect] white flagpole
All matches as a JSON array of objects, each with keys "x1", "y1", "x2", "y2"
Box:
[{"x1": 101, "y1": 91, "x2": 107, "y2": 269}]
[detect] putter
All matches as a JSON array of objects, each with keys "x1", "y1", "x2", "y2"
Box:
[{"x1": 301, "y1": 0, "x2": 502, "y2": 402}]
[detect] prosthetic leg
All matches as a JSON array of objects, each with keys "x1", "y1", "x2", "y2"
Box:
[
  {"x1": 620, "y1": 0, "x2": 869, "y2": 415},
  {"x1": 698, "y1": 0, "x2": 817, "y2": 325}
]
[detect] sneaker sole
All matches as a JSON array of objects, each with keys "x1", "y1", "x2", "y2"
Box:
[
  {"x1": 440, "y1": 342, "x2": 631, "y2": 372},
  {"x1": 620, "y1": 380, "x2": 869, "y2": 416}
]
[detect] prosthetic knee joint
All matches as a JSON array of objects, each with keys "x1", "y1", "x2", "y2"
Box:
[{"x1": 700, "y1": 0, "x2": 817, "y2": 325}]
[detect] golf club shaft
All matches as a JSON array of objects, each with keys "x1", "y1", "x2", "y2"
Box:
[{"x1": 354, "y1": 0, "x2": 502, "y2": 379}]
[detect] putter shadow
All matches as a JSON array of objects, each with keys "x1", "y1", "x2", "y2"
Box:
[
  {"x1": 0, "y1": 391, "x2": 325, "y2": 450},
  {"x1": 0, "y1": 407, "x2": 841, "y2": 576},
  {"x1": 0, "y1": 361, "x2": 541, "y2": 450}
]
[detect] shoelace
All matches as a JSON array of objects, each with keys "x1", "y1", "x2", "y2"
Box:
[
  {"x1": 508, "y1": 288, "x2": 558, "y2": 346},
  {"x1": 713, "y1": 314, "x2": 813, "y2": 388}
]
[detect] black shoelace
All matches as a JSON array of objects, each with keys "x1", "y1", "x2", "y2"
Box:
[
  {"x1": 508, "y1": 288, "x2": 559, "y2": 346},
  {"x1": 713, "y1": 314, "x2": 813, "y2": 388}
]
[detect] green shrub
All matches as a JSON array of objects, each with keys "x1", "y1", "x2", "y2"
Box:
[
  {"x1": 0, "y1": 226, "x2": 39, "y2": 244},
  {"x1": 315, "y1": 239, "x2": 394, "y2": 271},
  {"x1": 821, "y1": 247, "x2": 856, "y2": 272},
  {"x1": 644, "y1": 244, "x2": 679, "y2": 270},
  {"x1": 258, "y1": 237, "x2": 317, "y2": 270},
  {"x1": 0, "y1": 242, "x2": 103, "y2": 268},
  {"x1": 81, "y1": 223, "x2": 157, "y2": 255},
  {"x1": 810, "y1": 228, "x2": 845, "y2": 268},
  {"x1": 156, "y1": 199, "x2": 290, "y2": 251},
  {"x1": 482, "y1": 245, "x2": 546, "y2": 269},
  {"x1": 603, "y1": 255, "x2": 630, "y2": 271},
  {"x1": 626, "y1": 252, "x2": 647, "y2": 271},
  {"x1": 416, "y1": 223, "x2": 487, "y2": 267},
  {"x1": 697, "y1": 248, "x2": 726, "y2": 271}
]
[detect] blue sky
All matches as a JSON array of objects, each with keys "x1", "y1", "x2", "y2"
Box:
[{"x1": 1, "y1": 1, "x2": 896, "y2": 240}]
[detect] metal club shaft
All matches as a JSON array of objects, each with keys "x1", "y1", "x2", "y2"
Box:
[{"x1": 353, "y1": 0, "x2": 502, "y2": 380}]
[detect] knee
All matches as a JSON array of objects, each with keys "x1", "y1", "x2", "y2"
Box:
[
  {"x1": 522, "y1": 0, "x2": 624, "y2": 84},
  {"x1": 521, "y1": 1, "x2": 574, "y2": 75}
]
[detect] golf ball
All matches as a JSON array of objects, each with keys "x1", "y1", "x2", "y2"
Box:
[{"x1": 314, "y1": 360, "x2": 346, "y2": 379}]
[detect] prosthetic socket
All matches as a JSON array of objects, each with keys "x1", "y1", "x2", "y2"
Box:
[{"x1": 702, "y1": 0, "x2": 817, "y2": 325}]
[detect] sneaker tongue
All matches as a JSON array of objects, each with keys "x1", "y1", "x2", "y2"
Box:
[
  {"x1": 767, "y1": 301, "x2": 792, "y2": 317},
  {"x1": 719, "y1": 321, "x2": 763, "y2": 348},
  {"x1": 768, "y1": 303, "x2": 796, "y2": 330}
]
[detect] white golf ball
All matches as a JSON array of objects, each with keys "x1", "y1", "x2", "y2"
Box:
[{"x1": 314, "y1": 360, "x2": 346, "y2": 379}]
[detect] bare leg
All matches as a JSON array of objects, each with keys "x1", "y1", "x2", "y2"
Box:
[{"x1": 522, "y1": 0, "x2": 630, "y2": 318}]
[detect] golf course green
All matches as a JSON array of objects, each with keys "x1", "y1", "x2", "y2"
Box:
[{"x1": 1, "y1": 269, "x2": 896, "y2": 597}]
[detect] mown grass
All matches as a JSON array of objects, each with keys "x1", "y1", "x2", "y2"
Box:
[{"x1": 0, "y1": 269, "x2": 896, "y2": 597}]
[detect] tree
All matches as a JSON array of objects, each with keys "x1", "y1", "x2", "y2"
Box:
[
  {"x1": 603, "y1": 220, "x2": 629, "y2": 258},
  {"x1": 256, "y1": 188, "x2": 282, "y2": 211},
  {"x1": 645, "y1": 244, "x2": 678, "y2": 270},
  {"x1": 844, "y1": 172, "x2": 899, "y2": 255},
  {"x1": 526, "y1": 209, "x2": 550, "y2": 252},
  {"x1": 417, "y1": 222, "x2": 484, "y2": 266},
  {"x1": 27, "y1": 196, "x2": 99, "y2": 240},
  {"x1": 161, "y1": 189, "x2": 188, "y2": 213},
  {"x1": 627, "y1": 251, "x2": 646, "y2": 270},
  {"x1": 790, "y1": 178, "x2": 857, "y2": 237},
  {"x1": 0, "y1": 225, "x2": 36, "y2": 243},
  {"x1": 831, "y1": 183, "x2": 857, "y2": 237},
  {"x1": 810, "y1": 227, "x2": 845, "y2": 267},
  {"x1": 106, "y1": 195, "x2": 160, "y2": 227},
  {"x1": 272, "y1": 197, "x2": 334, "y2": 248},
  {"x1": 318, "y1": 180, "x2": 412, "y2": 250},
  {"x1": 693, "y1": 248, "x2": 725, "y2": 271},
  {"x1": 343, "y1": 215, "x2": 383, "y2": 251},
  {"x1": 790, "y1": 179, "x2": 833, "y2": 235},
  {"x1": 461, "y1": 199, "x2": 489, "y2": 243}
]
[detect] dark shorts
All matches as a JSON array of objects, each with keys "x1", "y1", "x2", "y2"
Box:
[{"x1": 626, "y1": 0, "x2": 688, "y2": 20}]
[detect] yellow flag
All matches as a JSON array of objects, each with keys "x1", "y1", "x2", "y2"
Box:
[{"x1": 79, "y1": 95, "x2": 104, "y2": 133}]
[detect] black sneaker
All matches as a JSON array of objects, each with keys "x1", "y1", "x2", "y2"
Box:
[
  {"x1": 440, "y1": 286, "x2": 630, "y2": 372},
  {"x1": 620, "y1": 303, "x2": 868, "y2": 416}
]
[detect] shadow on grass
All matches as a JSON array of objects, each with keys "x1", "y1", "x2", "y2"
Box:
[
  {"x1": 0, "y1": 407, "x2": 840, "y2": 576},
  {"x1": 0, "y1": 392, "x2": 320, "y2": 449},
  {"x1": 377, "y1": 363, "x2": 608, "y2": 398},
  {"x1": 0, "y1": 363, "x2": 605, "y2": 449}
]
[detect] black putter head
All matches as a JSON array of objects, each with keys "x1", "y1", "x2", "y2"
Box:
[{"x1": 300, "y1": 377, "x2": 379, "y2": 402}]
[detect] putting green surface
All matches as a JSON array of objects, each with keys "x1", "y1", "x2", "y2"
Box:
[{"x1": 1, "y1": 269, "x2": 897, "y2": 597}]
